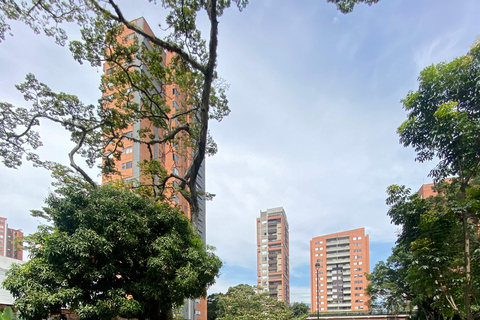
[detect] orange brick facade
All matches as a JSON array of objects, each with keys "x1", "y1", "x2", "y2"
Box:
[
  {"x1": 102, "y1": 18, "x2": 206, "y2": 320},
  {"x1": 0, "y1": 217, "x2": 23, "y2": 261},
  {"x1": 310, "y1": 228, "x2": 370, "y2": 313},
  {"x1": 257, "y1": 207, "x2": 290, "y2": 304}
]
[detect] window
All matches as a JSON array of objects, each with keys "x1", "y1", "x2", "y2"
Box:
[
  {"x1": 354, "y1": 243, "x2": 361, "y2": 246},
  {"x1": 125, "y1": 131, "x2": 133, "y2": 138},
  {"x1": 354, "y1": 274, "x2": 363, "y2": 278},
  {"x1": 195, "y1": 311, "x2": 201, "y2": 315},
  {"x1": 122, "y1": 161, "x2": 132, "y2": 169},
  {"x1": 125, "y1": 33, "x2": 135, "y2": 40},
  {"x1": 173, "y1": 88, "x2": 179, "y2": 97},
  {"x1": 122, "y1": 146, "x2": 132, "y2": 154},
  {"x1": 354, "y1": 255, "x2": 362, "y2": 259},
  {"x1": 123, "y1": 177, "x2": 132, "y2": 183},
  {"x1": 354, "y1": 280, "x2": 363, "y2": 284},
  {"x1": 106, "y1": 67, "x2": 115, "y2": 75},
  {"x1": 172, "y1": 101, "x2": 179, "y2": 109},
  {"x1": 355, "y1": 287, "x2": 363, "y2": 290},
  {"x1": 355, "y1": 293, "x2": 363, "y2": 297},
  {"x1": 354, "y1": 268, "x2": 363, "y2": 271},
  {"x1": 172, "y1": 167, "x2": 179, "y2": 175},
  {"x1": 354, "y1": 249, "x2": 362, "y2": 252},
  {"x1": 315, "y1": 240, "x2": 323, "y2": 244},
  {"x1": 172, "y1": 195, "x2": 179, "y2": 203},
  {"x1": 173, "y1": 154, "x2": 179, "y2": 162}
]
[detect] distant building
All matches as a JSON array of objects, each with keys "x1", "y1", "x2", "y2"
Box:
[
  {"x1": 310, "y1": 228, "x2": 370, "y2": 313},
  {"x1": 0, "y1": 256, "x2": 25, "y2": 305},
  {"x1": 256, "y1": 207, "x2": 290, "y2": 304},
  {"x1": 0, "y1": 217, "x2": 23, "y2": 261}
]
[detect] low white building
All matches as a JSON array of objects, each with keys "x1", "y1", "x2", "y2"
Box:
[{"x1": 0, "y1": 256, "x2": 25, "y2": 305}]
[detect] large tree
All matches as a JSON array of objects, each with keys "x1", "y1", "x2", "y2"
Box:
[
  {"x1": 214, "y1": 284, "x2": 293, "y2": 320},
  {"x1": 3, "y1": 185, "x2": 222, "y2": 320},
  {"x1": 0, "y1": 0, "x2": 381, "y2": 228},
  {"x1": 396, "y1": 40, "x2": 480, "y2": 320},
  {"x1": 367, "y1": 41, "x2": 480, "y2": 320}
]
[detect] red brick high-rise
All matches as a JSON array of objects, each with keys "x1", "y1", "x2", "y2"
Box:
[
  {"x1": 102, "y1": 18, "x2": 207, "y2": 320},
  {"x1": 310, "y1": 228, "x2": 370, "y2": 313},
  {"x1": 0, "y1": 217, "x2": 23, "y2": 261},
  {"x1": 256, "y1": 207, "x2": 290, "y2": 304}
]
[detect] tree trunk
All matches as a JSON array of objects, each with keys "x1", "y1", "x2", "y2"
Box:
[{"x1": 462, "y1": 211, "x2": 472, "y2": 320}]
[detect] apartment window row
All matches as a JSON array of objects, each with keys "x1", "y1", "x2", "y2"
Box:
[
  {"x1": 354, "y1": 255, "x2": 362, "y2": 259},
  {"x1": 354, "y1": 280, "x2": 363, "y2": 284},
  {"x1": 352, "y1": 236, "x2": 362, "y2": 240},
  {"x1": 314, "y1": 247, "x2": 324, "y2": 251},
  {"x1": 353, "y1": 242, "x2": 361, "y2": 246},
  {"x1": 353, "y1": 249, "x2": 362, "y2": 252},
  {"x1": 122, "y1": 146, "x2": 132, "y2": 154},
  {"x1": 122, "y1": 161, "x2": 132, "y2": 169},
  {"x1": 354, "y1": 293, "x2": 363, "y2": 296},
  {"x1": 354, "y1": 286, "x2": 363, "y2": 290},
  {"x1": 354, "y1": 274, "x2": 363, "y2": 278},
  {"x1": 314, "y1": 253, "x2": 323, "y2": 257},
  {"x1": 353, "y1": 261, "x2": 363, "y2": 265},
  {"x1": 315, "y1": 240, "x2": 323, "y2": 244}
]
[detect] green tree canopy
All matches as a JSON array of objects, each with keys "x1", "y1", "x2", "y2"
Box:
[
  {"x1": 3, "y1": 186, "x2": 222, "y2": 320},
  {"x1": 215, "y1": 284, "x2": 293, "y2": 320},
  {"x1": 368, "y1": 41, "x2": 480, "y2": 320},
  {"x1": 395, "y1": 41, "x2": 480, "y2": 320},
  {"x1": 289, "y1": 302, "x2": 309, "y2": 319}
]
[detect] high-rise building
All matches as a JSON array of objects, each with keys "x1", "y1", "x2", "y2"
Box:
[
  {"x1": 0, "y1": 217, "x2": 23, "y2": 261},
  {"x1": 102, "y1": 18, "x2": 206, "y2": 320},
  {"x1": 256, "y1": 207, "x2": 290, "y2": 304},
  {"x1": 310, "y1": 228, "x2": 370, "y2": 313}
]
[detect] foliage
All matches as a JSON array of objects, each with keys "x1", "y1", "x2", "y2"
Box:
[
  {"x1": 3, "y1": 186, "x2": 222, "y2": 320},
  {"x1": 207, "y1": 292, "x2": 225, "y2": 320},
  {"x1": 326, "y1": 0, "x2": 380, "y2": 13},
  {"x1": 0, "y1": 307, "x2": 15, "y2": 320},
  {"x1": 368, "y1": 40, "x2": 480, "y2": 320},
  {"x1": 215, "y1": 284, "x2": 293, "y2": 320},
  {"x1": 398, "y1": 41, "x2": 480, "y2": 183},
  {"x1": 289, "y1": 302, "x2": 309, "y2": 319}
]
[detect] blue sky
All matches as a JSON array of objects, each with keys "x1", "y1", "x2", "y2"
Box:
[{"x1": 1, "y1": 0, "x2": 480, "y2": 305}]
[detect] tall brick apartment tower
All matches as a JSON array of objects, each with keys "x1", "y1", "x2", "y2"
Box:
[
  {"x1": 102, "y1": 18, "x2": 206, "y2": 320},
  {"x1": 256, "y1": 207, "x2": 290, "y2": 304},
  {"x1": 310, "y1": 228, "x2": 370, "y2": 313},
  {"x1": 0, "y1": 217, "x2": 23, "y2": 261}
]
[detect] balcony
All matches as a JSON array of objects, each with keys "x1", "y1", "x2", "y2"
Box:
[
  {"x1": 326, "y1": 258, "x2": 350, "y2": 264},
  {"x1": 327, "y1": 251, "x2": 351, "y2": 259},
  {"x1": 326, "y1": 238, "x2": 349, "y2": 245},
  {"x1": 328, "y1": 302, "x2": 352, "y2": 308},
  {"x1": 326, "y1": 245, "x2": 350, "y2": 253}
]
